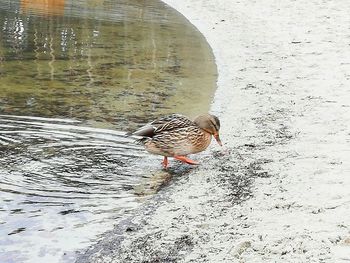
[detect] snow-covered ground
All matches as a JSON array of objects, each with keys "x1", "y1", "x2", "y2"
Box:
[{"x1": 78, "y1": 0, "x2": 350, "y2": 262}]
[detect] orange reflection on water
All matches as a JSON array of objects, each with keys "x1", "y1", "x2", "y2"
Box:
[{"x1": 21, "y1": 0, "x2": 65, "y2": 16}]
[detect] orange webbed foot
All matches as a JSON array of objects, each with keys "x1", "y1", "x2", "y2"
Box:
[
  {"x1": 174, "y1": 155, "x2": 199, "y2": 165},
  {"x1": 162, "y1": 156, "x2": 168, "y2": 169}
]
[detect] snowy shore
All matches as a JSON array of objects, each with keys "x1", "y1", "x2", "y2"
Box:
[{"x1": 78, "y1": 0, "x2": 350, "y2": 262}]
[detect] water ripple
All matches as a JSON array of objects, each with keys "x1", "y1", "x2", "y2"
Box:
[{"x1": 0, "y1": 115, "x2": 168, "y2": 262}]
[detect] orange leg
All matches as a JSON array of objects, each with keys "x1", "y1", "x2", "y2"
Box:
[
  {"x1": 174, "y1": 155, "x2": 199, "y2": 165},
  {"x1": 162, "y1": 156, "x2": 168, "y2": 169}
]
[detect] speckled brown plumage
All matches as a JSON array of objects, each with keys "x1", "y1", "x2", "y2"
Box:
[
  {"x1": 144, "y1": 125, "x2": 212, "y2": 156},
  {"x1": 129, "y1": 113, "x2": 222, "y2": 168}
]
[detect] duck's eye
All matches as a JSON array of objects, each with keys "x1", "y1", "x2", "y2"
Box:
[
  {"x1": 213, "y1": 116, "x2": 220, "y2": 129},
  {"x1": 209, "y1": 120, "x2": 219, "y2": 132}
]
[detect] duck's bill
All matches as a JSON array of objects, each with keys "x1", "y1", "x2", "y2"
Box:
[{"x1": 214, "y1": 134, "x2": 222, "y2": 146}]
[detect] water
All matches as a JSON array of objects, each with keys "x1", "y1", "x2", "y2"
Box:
[
  {"x1": 0, "y1": 0, "x2": 217, "y2": 129},
  {"x1": 0, "y1": 115, "x2": 169, "y2": 262},
  {"x1": 0, "y1": 0, "x2": 217, "y2": 262}
]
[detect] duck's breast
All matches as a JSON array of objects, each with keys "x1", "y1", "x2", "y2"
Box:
[{"x1": 186, "y1": 129, "x2": 212, "y2": 154}]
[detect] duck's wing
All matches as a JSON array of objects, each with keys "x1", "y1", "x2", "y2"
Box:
[
  {"x1": 153, "y1": 114, "x2": 194, "y2": 133},
  {"x1": 129, "y1": 114, "x2": 193, "y2": 138}
]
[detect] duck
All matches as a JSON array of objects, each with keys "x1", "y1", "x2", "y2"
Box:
[{"x1": 128, "y1": 113, "x2": 222, "y2": 168}]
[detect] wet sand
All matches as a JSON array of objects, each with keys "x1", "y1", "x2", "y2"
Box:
[{"x1": 78, "y1": 0, "x2": 350, "y2": 262}]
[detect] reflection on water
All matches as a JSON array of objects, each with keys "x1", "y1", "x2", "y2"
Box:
[
  {"x1": 0, "y1": 0, "x2": 217, "y2": 262},
  {"x1": 0, "y1": 0, "x2": 216, "y2": 129},
  {"x1": 21, "y1": 0, "x2": 65, "y2": 16}
]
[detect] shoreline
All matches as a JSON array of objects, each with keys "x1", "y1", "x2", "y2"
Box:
[{"x1": 78, "y1": 0, "x2": 350, "y2": 262}]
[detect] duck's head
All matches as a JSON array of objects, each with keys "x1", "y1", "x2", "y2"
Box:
[{"x1": 194, "y1": 114, "x2": 222, "y2": 146}]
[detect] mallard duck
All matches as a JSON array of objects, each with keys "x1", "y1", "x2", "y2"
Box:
[{"x1": 128, "y1": 113, "x2": 222, "y2": 168}]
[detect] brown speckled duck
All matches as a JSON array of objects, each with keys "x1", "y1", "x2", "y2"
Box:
[{"x1": 128, "y1": 113, "x2": 222, "y2": 168}]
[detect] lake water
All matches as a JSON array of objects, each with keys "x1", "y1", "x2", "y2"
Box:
[{"x1": 0, "y1": 0, "x2": 217, "y2": 262}]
